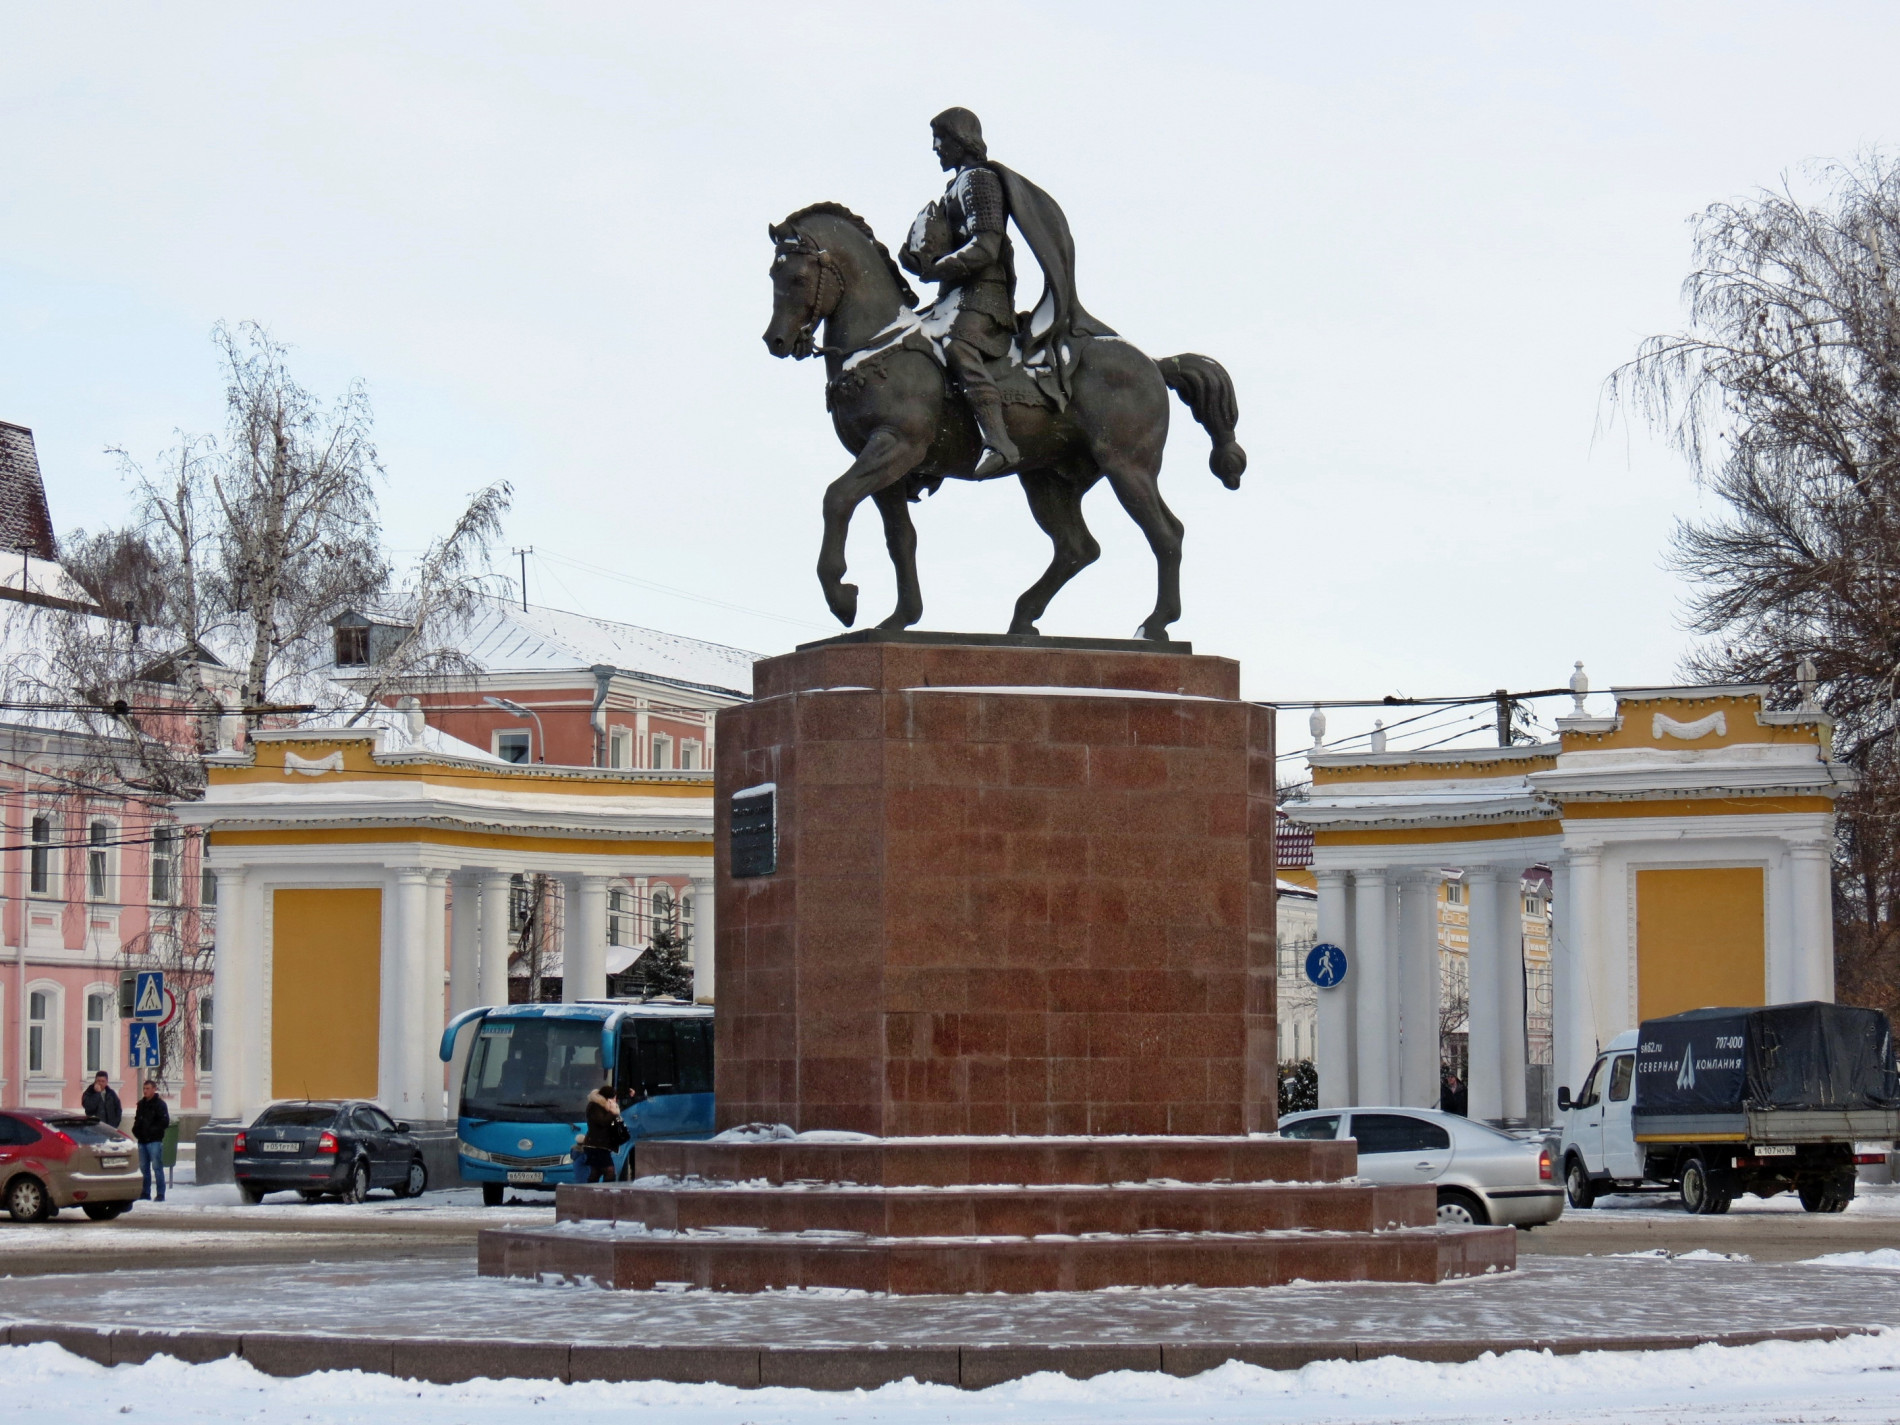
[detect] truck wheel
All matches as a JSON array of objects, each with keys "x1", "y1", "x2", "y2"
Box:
[
  {"x1": 482, "y1": 1182, "x2": 505, "y2": 1207},
  {"x1": 1564, "y1": 1156, "x2": 1596, "y2": 1209},
  {"x1": 1680, "y1": 1155, "x2": 1728, "y2": 1215},
  {"x1": 1799, "y1": 1177, "x2": 1854, "y2": 1213}
]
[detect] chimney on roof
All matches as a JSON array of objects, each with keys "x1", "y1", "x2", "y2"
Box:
[{"x1": 0, "y1": 424, "x2": 58, "y2": 562}]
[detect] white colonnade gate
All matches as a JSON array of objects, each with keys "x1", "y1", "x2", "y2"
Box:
[
  {"x1": 1283, "y1": 681, "x2": 1850, "y2": 1125},
  {"x1": 177, "y1": 727, "x2": 712, "y2": 1128}
]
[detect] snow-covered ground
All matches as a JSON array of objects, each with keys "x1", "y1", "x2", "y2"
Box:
[
  {"x1": 8, "y1": 1330, "x2": 1900, "y2": 1424},
  {"x1": 1588, "y1": 1182, "x2": 1900, "y2": 1217},
  {"x1": 4, "y1": 1254, "x2": 1897, "y2": 1347}
]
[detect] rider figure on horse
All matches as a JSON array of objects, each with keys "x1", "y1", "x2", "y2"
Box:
[{"x1": 902, "y1": 107, "x2": 1022, "y2": 478}]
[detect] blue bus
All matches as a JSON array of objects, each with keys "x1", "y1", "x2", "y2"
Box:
[{"x1": 437, "y1": 1001, "x2": 714, "y2": 1205}]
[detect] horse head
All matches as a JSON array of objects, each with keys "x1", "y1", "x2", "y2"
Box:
[
  {"x1": 763, "y1": 221, "x2": 837, "y2": 360},
  {"x1": 764, "y1": 205, "x2": 918, "y2": 360}
]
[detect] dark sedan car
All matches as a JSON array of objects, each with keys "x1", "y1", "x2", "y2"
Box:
[{"x1": 232, "y1": 1100, "x2": 428, "y2": 1204}]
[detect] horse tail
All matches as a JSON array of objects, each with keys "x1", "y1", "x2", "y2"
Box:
[{"x1": 1157, "y1": 354, "x2": 1246, "y2": 489}]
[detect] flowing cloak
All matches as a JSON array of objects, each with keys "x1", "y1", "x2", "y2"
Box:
[{"x1": 991, "y1": 163, "x2": 1116, "y2": 397}]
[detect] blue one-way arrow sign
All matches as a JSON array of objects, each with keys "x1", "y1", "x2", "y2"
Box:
[{"x1": 128, "y1": 1021, "x2": 160, "y2": 1069}]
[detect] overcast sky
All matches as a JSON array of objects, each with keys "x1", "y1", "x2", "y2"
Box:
[{"x1": 3, "y1": 4, "x2": 1895, "y2": 757}]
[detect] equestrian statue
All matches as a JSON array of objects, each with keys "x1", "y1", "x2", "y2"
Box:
[{"x1": 762, "y1": 107, "x2": 1245, "y2": 642}]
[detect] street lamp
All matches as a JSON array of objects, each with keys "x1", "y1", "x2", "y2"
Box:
[{"x1": 483, "y1": 696, "x2": 546, "y2": 764}]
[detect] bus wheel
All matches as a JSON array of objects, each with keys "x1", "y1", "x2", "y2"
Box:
[{"x1": 482, "y1": 1182, "x2": 504, "y2": 1207}]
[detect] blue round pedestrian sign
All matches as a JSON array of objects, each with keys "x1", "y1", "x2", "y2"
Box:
[{"x1": 1305, "y1": 942, "x2": 1348, "y2": 988}]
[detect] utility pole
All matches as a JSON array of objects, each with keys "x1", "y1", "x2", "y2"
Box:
[
  {"x1": 1495, "y1": 689, "x2": 1513, "y2": 747},
  {"x1": 511, "y1": 547, "x2": 533, "y2": 612}
]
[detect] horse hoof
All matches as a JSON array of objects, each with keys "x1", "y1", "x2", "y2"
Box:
[
  {"x1": 876, "y1": 613, "x2": 918, "y2": 631},
  {"x1": 827, "y1": 583, "x2": 859, "y2": 626},
  {"x1": 1007, "y1": 621, "x2": 1040, "y2": 637},
  {"x1": 1138, "y1": 622, "x2": 1173, "y2": 643}
]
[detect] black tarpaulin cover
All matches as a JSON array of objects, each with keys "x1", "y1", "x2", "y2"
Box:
[{"x1": 1635, "y1": 1002, "x2": 1900, "y2": 1116}]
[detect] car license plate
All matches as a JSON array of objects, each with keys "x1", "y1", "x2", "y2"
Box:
[
  {"x1": 100, "y1": 1157, "x2": 129, "y2": 1170},
  {"x1": 506, "y1": 1170, "x2": 543, "y2": 1184},
  {"x1": 262, "y1": 1141, "x2": 301, "y2": 1154},
  {"x1": 1751, "y1": 1144, "x2": 1797, "y2": 1157}
]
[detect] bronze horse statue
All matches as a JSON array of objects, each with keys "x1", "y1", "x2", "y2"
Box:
[{"x1": 763, "y1": 202, "x2": 1244, "y2": 642}]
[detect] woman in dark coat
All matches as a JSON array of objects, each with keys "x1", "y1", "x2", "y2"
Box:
[{"x1": 580, "y1": 1083, "x2": 625, "y2": 1183}]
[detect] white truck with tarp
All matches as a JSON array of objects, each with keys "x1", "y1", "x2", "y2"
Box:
[{"x1": 1557, "y1": 1001, "x2": 1900, "y2": 1215}]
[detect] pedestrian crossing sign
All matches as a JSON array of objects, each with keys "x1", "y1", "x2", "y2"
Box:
[
  {"x1": 128, "y1": 1021, "x2": 161, "y2": 1069},
  {"x1": 134, "y1": 970, "x2": 165, "y2": 1020}
]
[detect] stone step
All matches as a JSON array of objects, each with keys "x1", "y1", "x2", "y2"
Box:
[
  {"x1": 633, "y1": 1135, "x2": 1353, "y2": 1188},
  {"x1": 479, "y1": 1222, "x2": 1516, "y2": 1294},
  {"x1": 559, "y1": 1179, "x2": 1431, "y2": 1237}
]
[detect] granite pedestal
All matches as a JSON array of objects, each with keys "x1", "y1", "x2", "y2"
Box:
[{"x1": 478, "y1": 635, "x2": 1519, "y2": 1295}]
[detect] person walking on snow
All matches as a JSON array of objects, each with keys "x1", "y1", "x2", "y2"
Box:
[
  {"x1": 133, "y1": 1079, "x2": 169, "y2": 1200},
  {"x1": 81, "y1": 1071, "x2": 123, "y2": 1128}
]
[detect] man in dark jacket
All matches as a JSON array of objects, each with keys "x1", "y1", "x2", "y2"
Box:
[
  {"x1": 81, "y1": 1071, "x2": 122, "y2": 1128},
  {"x1": 132, "y1": 1080, "x2": 169, "y2": 1201}
]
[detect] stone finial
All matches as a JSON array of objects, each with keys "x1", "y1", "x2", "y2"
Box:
[
  {"x1": 1308, "y1": 703, "x2": 1327, "y2": 750},
  {"x1": 1797, "y1": 655, "x2": 1819, "y2": 712},
  {"x1": 1569, "y1": 660, "x2": 1589, "y2": 716},
  {"x1": 398, "y1": 694, "x2": 426, "y2": 741},
  {"x1": 217, "y1": 707, "x2": 244, "y2": 753},
  {"x1": 1369, "y1": 719, "x2": 1387, "y2": 754}
]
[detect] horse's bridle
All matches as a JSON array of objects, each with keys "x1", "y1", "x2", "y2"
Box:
[{"x1": 778, "y1": 234, "x2": 844, "y2": 360}]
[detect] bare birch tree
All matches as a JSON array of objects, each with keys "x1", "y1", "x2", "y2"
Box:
[
  {"x1": 1609, "y1": 153, "x2": 1900, "y2": 1012},
  {"x1": 44, "y1": 323, "x2": 512, "y2": 797}
]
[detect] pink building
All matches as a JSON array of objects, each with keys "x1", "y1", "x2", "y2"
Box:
[{"x1": 0, "y1": 424, "x2": 212, "y2": 1119}]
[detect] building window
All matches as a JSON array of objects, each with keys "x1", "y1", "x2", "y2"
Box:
[
  {"x1": 27, "y1": 990, "x2": 49, "y2": 1074},
  {"x1": 495, "y1": 730, "x2": 531, "y2": 764},
  {"x1": 608, "y1": 889, "x2": 627, "y2": 947},
  {"x1": 88, "y1": 820, "x2": 112, "y2": 900},
  {"x1": 199, "y1": 995, "x2": 213, "y2": 1074},
  {"x1": 650, "y1": 884, "x2": 675, "y2": 933},
  {"x1": 681, "y1": 740, "x2": 702, "y2": 771},
  {"x1": 609, "y1": 728, "x2": 632, "y2": 769},
  {"x1": 1524, "y1": 894, "x2": 1544, "y2": 916},
  {"x1": 334, "y1": 625, "x2": 370, "y2": 666},
  {"x1": 681, "y1": 892, "x2": 695, "y2": 958},
  {"x1": 85, "y1": 991, "x2": 109, "y2": 1074},
  {"x1": 151, "y1": 827, "x2": 178, "y2": 904},
  {"x1": 509, "y1": 873, "x2": 532, "y2": 933},
  {"x1": 1444, "y1": 881, "x2": 1465, "y2": 905},
  {"x1": 201, "y1": 864, "x2": 217, "y2": 907},
  {"x1": 29, "y1": 814, "x2": 53, "y2": 895},
  {"x1": 651, "y1": 735, "x2": 672, "y2": 770}
]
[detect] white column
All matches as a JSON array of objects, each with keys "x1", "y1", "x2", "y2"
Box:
[
  {"x1": 564, "y1": 874, "x2": 609, "y2": 1003},
  {"x1": 210, "y1": 867, "x2": 250, "y2": 1122},
  {"x1": 1565, "y1": 847, "x2": 1604, "y2": 1084},
  {"x1": 448, "y1": 872, "x2": 480, "y2": 1017},
  {"x1": 690, "y1": 873, "x2": 715, "y2": 1003},
  {"x1": 420, "y1": 871, "x2": 449, "y2": 1120},
  {"x1": 478, "y1": 872, "x2": 512, "y2": 1008},
  {"x1": 240, "y1": 877, "x2": 269, "y2": 1118},
  {"x1": 1788, "y1": 839, "x2": 1835, "y2": 1002},
  {"x1": 1352, "y1": 869, "x2": 1390, "y2": 1106},
  {"x1": 383, "y1": 868, "x2": 428, "y2": 1116},
  {"x1": 1396, "y1": 870, "x2": 1441, "y2": 1108},
  {"x1": 1548, "y1": 856, "x2": 1579, "y2": 1098},
  {"x1": 1464, "y1": 865, "x2": 1503, "y2": 1123},
  {"x1": 1314, "y1": 868, "x2": 1354, "y2": 1108},
  {"x1": 1496, "y1": 869, "x2": 1528, "y2": 1122}
]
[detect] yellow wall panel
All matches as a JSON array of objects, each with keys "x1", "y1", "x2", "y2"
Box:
[
  {"x1": 1636, "y1": 867, "x2": 1765, "y2": 1020},
  {"x1": 272, "y1": 888, "x2": 381, "y2": 1101}
]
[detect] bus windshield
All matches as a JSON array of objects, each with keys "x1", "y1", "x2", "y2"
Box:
[{"x1": 462, "y1": 1018, "x2": 606, "y2": 1123}]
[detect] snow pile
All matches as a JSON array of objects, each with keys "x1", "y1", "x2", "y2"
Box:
[
  {"x1": 708, "y1": 1125, "x2": 878, "y2": 1144},
  {"x1": 6, "y1": 1329, "x2": 1900, "y2": 1424},
  {"x1": 1806, "y1": 1248, "x2": 1900, "y2": 1271}
]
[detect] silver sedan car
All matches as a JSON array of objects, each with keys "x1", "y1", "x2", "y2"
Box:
[{"x1": 1279, "y1": 1106, "x2": 1565, "y2": 1228}]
